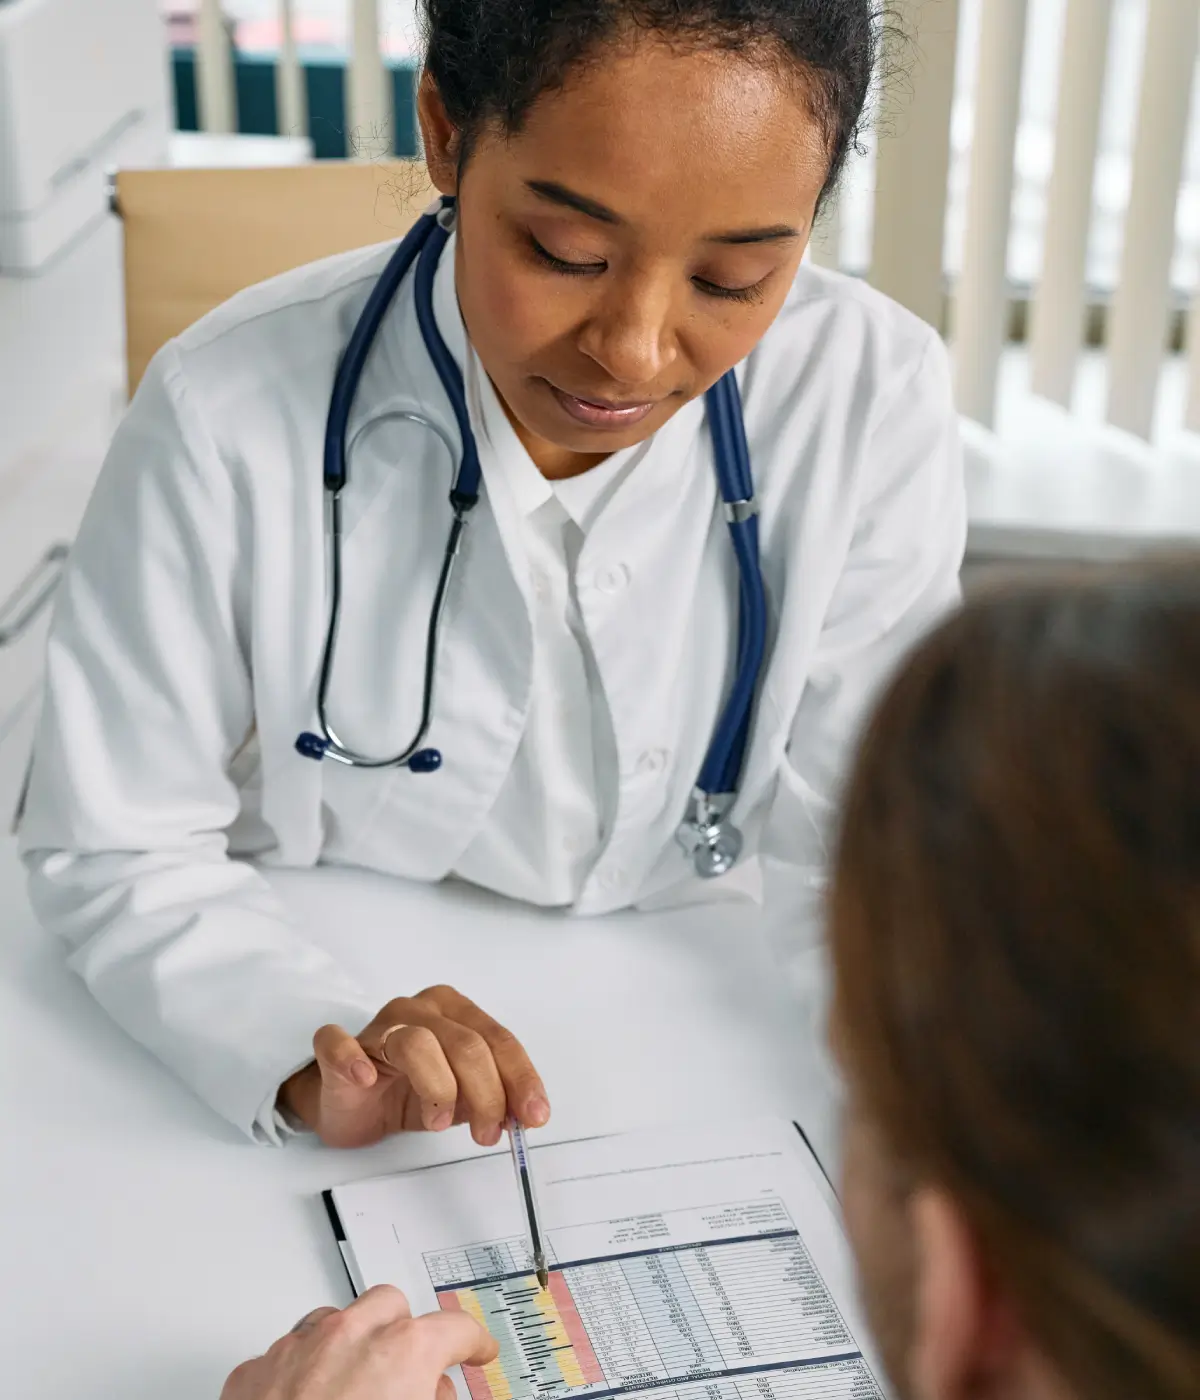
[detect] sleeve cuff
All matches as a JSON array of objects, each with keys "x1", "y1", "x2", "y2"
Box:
[{"x1": 251, "y1": 1078, "x2": 314, "y2": 1146}]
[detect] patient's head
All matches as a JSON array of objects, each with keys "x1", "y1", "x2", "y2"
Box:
[{"x1": 830, "y1": 564, "x2": 1200, "y2": 1400}]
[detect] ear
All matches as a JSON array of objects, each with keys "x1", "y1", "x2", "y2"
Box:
[
  {"x1": 417, "y1": 71, "x2": 461, "y2": 195},
  {"x1": 908, "y1": 1188, "x2": 988, "y2": 1400}
]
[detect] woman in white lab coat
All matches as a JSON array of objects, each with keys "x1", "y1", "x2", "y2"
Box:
[{"x1": 19, "y1": 0, "x2": 965, "y2": 1148}]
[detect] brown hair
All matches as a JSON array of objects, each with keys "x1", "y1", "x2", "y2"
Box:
[{"x1": 831, "y1": 561, "x2": 1200, "y2": 1399}]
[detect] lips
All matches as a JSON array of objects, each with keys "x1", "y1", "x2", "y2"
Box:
[{"x1": 545, "y1": 381, "x2": 661, "y2": 430}]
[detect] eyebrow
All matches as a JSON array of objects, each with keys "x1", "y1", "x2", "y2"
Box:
[{"x1": 524, "y1": 180, "x2": 801, "y2": 245}]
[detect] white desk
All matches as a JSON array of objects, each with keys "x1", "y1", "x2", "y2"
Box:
[
  {"x1": 0, "y1": 838, "x2": 834, "y2": 1400},
  {"x1": 962, "y1": 397, "x2": 1200, "y2": 564}
]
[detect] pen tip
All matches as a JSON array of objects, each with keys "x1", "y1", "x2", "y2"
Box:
[{"x1": 537, "y1": 1265, "x2": 549, "y2": 1290}]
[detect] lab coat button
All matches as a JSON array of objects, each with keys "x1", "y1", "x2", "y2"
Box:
[
  {"x1": 531, "y1": 569, "x2": 551, "y2": 602},
  {"x1": 563, "y1": 831, "x2": 595, "y2": 858},
  {"x1": 594, "y1": 563, "x2": 630, "y2": 594},
  {"x1": 635, "y1": 748, "x2": 670, "y2": 776},
  {"x1": 598, "y1": 867, "x2": 625, "y2": 889}
]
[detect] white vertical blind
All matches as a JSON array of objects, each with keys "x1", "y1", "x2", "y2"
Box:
[
  {"x1": 348, "y1": 0, "x2": 393, "y2": 160},
  {"x1": 952, "y1": 0, "x2": 1029, "y2": 428},
  {"x1": 196, "y1": 0, "x2": 237, "y2": 135},
  {"x1": 869, "y1": 0, "x2": 960, "y2": 329},
  {"x1": 277, "y1": 0, "x2": 308, "y2": 140},
  {"x1": 1028, "y1": 0, "x2": 1113, "y2": 408},
  {"x1": 1107, "y1": 0, "x2": 1199, "y2": 440}
]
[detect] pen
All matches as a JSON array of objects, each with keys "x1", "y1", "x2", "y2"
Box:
[{"x1": 508, "y1": 1117, "x2": 549, "y2": 1290}]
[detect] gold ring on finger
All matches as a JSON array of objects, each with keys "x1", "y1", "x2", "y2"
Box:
[{"x1": 377, "y1": 1022, "x2": 411, "y2": 1064}]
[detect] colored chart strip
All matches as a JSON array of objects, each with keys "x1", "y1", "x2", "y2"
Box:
[
  {"x1": 440, "y1": 1289, "x2": 507, "y2": 1400},
  {"x1": 547, "y1": 1272, "x2": 603, "y2": 1384},
  {"x1": 440, "y1": 1272, "x2": 603, "y2": 1400}
]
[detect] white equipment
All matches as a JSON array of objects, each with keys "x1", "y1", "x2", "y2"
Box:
[{"x1": 0, "y1": 0, "x2": 171, "y2": 274}]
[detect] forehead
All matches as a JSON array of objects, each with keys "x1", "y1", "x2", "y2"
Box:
[{"x1": 480, "y1": 38, "x2": 828, "y2": 233}]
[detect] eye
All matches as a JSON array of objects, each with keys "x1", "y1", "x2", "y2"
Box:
[
  {"x1": 693, "y1": 276, "x2": 768, "y2": 306},
  {"x1": 528, "y1": 233, "x2": 606, "y2": 276}
]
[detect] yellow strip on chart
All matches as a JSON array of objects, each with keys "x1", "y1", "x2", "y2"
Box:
[{"x1": 457, "y1": 1289, "x2": 514, "y2": 1400}]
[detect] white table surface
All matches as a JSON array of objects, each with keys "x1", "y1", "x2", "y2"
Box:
[
  {"x1": 0, "y1": 837, "x2": 834, "y2": 1400},
  {"x1": 962, "y1": 407, "x2": 1200, "y2": 562}
]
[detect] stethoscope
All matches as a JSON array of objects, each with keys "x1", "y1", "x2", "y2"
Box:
[{"x1": 295, "y1": 198, "x2": 767, "y2": 879}]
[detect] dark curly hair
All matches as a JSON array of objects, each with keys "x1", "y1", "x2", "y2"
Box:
[{"x1": 419, "y1": 0, "x2": 882, "y2": 211}]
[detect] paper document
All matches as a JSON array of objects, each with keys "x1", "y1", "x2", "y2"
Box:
[{"x1": 324, "y1": 1119, "x2": 886, "y2": 1400}]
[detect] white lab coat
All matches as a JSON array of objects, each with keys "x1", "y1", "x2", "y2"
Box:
[{"x1": 19, "y1": 233, "x2": 966, "y2": 1141}]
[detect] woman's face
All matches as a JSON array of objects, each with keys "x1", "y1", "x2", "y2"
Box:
[{"x1": 419, "y1": 38, "x2": 829, "y2": 476}]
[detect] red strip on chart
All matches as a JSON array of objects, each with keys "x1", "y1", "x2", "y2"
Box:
[
  {"x1": 437, "y1": 1291, "x2": 496, "y2": 1400},
  {"x1": 548, "y1": 1271, "x2": 604, "y2": 1384}
]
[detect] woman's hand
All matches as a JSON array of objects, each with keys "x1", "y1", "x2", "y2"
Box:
[
  {"x1": 220, "y1": 1285, "x2": 499, "y2": 1400},
  {"x1": 278, "y1": 985, "x2": 550, "y2": 1149}
]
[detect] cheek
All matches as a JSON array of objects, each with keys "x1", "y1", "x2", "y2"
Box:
[
  {"x1": 682, "y1": 292, "x2": 794, "y2": 386},
  {"x1": 839, "y1": 1116, "x2": 919, "y2": 1399},
  {"x1": 840, "y1": 1117, "x2": 875, "y2": 1256},
  {"x1": 459, "y1": 237, "x2": 569, "y2": 367}
]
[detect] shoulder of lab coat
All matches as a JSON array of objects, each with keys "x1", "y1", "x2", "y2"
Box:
[
  {"x1": 754, "y1": 266, "x2": 966, "y2": 966},
  {"x1": 19, "y1": 328, "x2": 378, "y2": 1143},
  {"x1": 166, "y1": 238, "x2": 402, "y2": 443}
]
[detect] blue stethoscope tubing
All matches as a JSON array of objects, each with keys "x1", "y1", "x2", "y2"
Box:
[{"x1": 295, "y1": 197, "x2": 767, "y2": 878}]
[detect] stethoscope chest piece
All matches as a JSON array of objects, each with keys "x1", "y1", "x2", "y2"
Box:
[{"x1": 677, "y1": 789, "x2": 744, "y2": 878}]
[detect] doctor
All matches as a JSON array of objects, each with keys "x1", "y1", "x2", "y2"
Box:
[{"x1": 19, "y1": 0, "x2": 965, "y2": 1147}]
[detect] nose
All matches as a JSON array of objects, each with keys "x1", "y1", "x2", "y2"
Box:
[{"x1": 576, "y1": 270, "x2": 678, "y2": 389}]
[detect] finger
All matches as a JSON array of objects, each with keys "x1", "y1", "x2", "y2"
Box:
[
  {"x1": 290, "y1": 1306, "x2": 339, "y2": 1334},
  {"x1": 436, "y1": 1374, "x2": 458, "y2": 1400},
  {"x1": 400, "y1": 1310, "x2": 501, "y2": 1372},
  {"x1": 313, "y1": 1023, "x2": 378, "y2": 1097},
  {"x1": 421, "y1": 1018, "x2": 507, "y2": 1146},
  {"x1": 418, "y1": 986, "x2": 550, "y2": 1128},
  {"x1": 367, "y1": 996, "x2": 506, "y2": 1143},
  {"x1": 219, "y1": 1358, "x2": 264, "y2": 1400},
  {"x1": 361, "y1": 1016, "x2": 458, "y2": 1132},
  {"x1": 348, "y1": 1282, "x2": 414, "y2": 1321},
  {"x1": 341, "y1": 1284, "x2": 415, "y2": 1331}
]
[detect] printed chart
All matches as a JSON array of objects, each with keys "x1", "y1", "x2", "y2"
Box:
[{"x1": 429, "y1": 1199, "x2": 881, "y2": 1400}]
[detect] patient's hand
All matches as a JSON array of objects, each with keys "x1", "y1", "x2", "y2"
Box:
[
  {"x1": 220, "y1": 1285, "x2": 498, "y2": 1400},
  {"x1": 277, "y1": 984, "x2": 550, "y2": 1149}
]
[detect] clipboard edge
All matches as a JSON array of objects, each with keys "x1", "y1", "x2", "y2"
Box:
[
  {"x1": 322, "y1": 1187, "x2": 360, "y2": 1298},
  {"x1": 792, "y1": 1118, "x2": 838, "y2": 1202}
]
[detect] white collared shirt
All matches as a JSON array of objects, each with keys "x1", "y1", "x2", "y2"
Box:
[{"x1": 452, "y1": 354, "x2": 642, "y2": 906}]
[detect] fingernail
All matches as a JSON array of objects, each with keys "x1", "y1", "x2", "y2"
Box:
[
  {"x1": 351, "y1": 1059, "x2": 375, "y2": 1087},
  {"x1": 432, "y1": 1108, "x2": 453, "y2": 1131},
  {"x1": 527, "y1": 1096, "x2": 550, "y2": 1126},
  {"x1": 481, "y1": 1123, "x2": 503, "y2": 1147}
]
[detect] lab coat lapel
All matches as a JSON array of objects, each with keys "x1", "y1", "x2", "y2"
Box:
[
  {"x1": 247, "y1": 269, "x2": 386, "y2": 867},
  {"x1": 316, "y1": 234, "x2": 534, "y2": 878}
]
